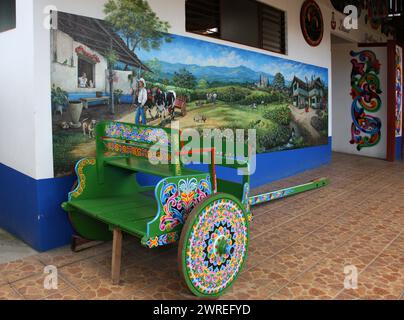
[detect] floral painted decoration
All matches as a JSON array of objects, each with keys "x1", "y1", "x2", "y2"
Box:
[
  {"x1": 249, "y1": 188, "x2": 295, "y2": 206},
  {"x1": 142, "y1": 232, "x2": 179, "y2": 248},
  {"x1": 185, "y1": 198, "x2": 248, "y2": 296},
  {"x1": 69, "y1": 158, "x2": 96, "y2": 200},
  {"x1": 241, "y1": 183, "x2": 252, "y2": 221},
  {"x1": 105, "y1": 122, "x2": 170, "y2": 146},
  {"x1": 103, "y1": 141, "x2": 171, "y2": 162},
  {"x1": 75, "y1": 46, "x2": 101, "y2": 63},
  {"x1": 159, "y1": 176, "x2": 212, "y2": 232}
]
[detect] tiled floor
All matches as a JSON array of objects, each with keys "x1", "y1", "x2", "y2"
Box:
[
  {"x1": 0, "y1": 153, "x2": 403, "y2": 300},
  {"x1": 0, "y1": 229, "x2": 37, "y2": 264}
]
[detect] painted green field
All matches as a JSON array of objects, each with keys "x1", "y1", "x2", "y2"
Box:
[{"x1": 181, "y1": 101, "x2": 283, "y2": 130}]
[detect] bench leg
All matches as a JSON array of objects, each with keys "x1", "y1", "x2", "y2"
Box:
[
  {"x1": 71, "y1": 235, "x2": 103, "y2": 253},
  {"x1": 111, "y1": 229, "x2": 122, "y2": 285}
]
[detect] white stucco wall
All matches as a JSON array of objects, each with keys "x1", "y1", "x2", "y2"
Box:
[
  {"x1": 0, "y1": 0, "x2": 390, "y2": 179},
  {"x1": 0, "y1": 0, "x2": 36, "y2": 178}
]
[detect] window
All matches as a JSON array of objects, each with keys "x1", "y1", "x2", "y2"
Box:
[
  {"x1": 0, "y1": 0, "x2": 16, "y2": 33},
  {"x1": 78, "y1": 57, "x2": 95, "y2": 88},
  {"x1": 259, "y1": 3, "x2": 285, "y2": 54},
  {"x1": 186, "y1": 0, "x2": 221, "y2": 38},
  {"x1": 186, "y1": 0, "x2": 286, "y2": 54}
]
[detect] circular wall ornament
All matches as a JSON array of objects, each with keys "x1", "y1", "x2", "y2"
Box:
[{"x1": 300, "y1": 0, "x2": 324, "y2": 47}]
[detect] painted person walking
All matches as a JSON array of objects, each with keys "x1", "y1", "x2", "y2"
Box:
[{"x1": 135, "y1": 78, "x2": 148, "y2": 125}]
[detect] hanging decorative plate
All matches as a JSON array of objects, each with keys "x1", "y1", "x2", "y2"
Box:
[{"x1": 300, "y1": 0, "x2": 324, "y2": 47}]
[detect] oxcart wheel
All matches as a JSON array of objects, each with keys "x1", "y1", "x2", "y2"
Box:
[{"x1": 178, "y1": 193, "x2": 250, "y2": 298}]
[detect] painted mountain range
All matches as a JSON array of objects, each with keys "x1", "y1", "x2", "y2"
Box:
[{"x1": 153, "y1": 60, "x2": 281, "y2": 85}]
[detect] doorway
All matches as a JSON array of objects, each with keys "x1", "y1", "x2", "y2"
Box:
[{"x1": 331, "y1": 34, "x2": 389, "y2": 160}]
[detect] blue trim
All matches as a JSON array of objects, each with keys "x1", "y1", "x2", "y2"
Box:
[
  {"x1": 0, "y1": 138, "x2": 331, "y2": 251},
  {"x1": 0, "y1": 163, "x2": 74, "y2": 252},
  {"x1": 139, "y1": 138, "x2": 332, "y2": 188},
  {"x1": 67, "y1": 92, "x2": 109, "y2": 107},
  {"x1": 249, "y1": 137, "x2": 332, "y2": 188},
  {"x1": 396, "y1": 137, "x2": 402, "y2": 161},
  {"x1": 67, "y1": 93, "x2": 134, "y2": 106},
  {"x1": 68, "y1": 92, "x2": 108, "y2": 100},
  {"x1": 120, "y1": 94, "x2": 134, "y2": 104}
]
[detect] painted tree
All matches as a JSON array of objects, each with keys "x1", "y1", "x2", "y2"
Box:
[
  {"x1": 104, "y1": 0, "x2": 171, "y2": 54},
  {"x1": 144, "y1": 58, "x2": 163, "y2": 83},
  {"x1": 173, "y1": 68, "x2": 197, "y2": 89},
  {"x1": 105, "y1": 50, "x2": 118, "y2": 114},
  {"x1": 272, "y1": 72, "x2": 286, "y2": 91},
  {"x1": 197, "y1": 79, "x2": 209, "y2": 89}
]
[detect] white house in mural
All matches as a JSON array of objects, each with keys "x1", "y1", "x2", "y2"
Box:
[
  {"x1": 51, "y1": 11, "x2": 148, "y2": 95},
  {"x1": 291, "y1": 76, "x2": 326, "y2": 109}
]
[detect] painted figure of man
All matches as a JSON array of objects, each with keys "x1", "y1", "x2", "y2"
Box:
[{"x1": 135, "y1": 78, "x2": 148, "y2": 125}]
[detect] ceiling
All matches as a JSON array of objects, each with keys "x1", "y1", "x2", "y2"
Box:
[
  {"x1": 330, "y1": 0, "x2": 404, "y2": 44},
  {"x1": 389, "y1": 16, "x2": 404, "y2": 44}
]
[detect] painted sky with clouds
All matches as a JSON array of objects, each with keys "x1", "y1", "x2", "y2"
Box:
[{"x1": 136, "y1": 34, "x2": 328, "y2": 85}]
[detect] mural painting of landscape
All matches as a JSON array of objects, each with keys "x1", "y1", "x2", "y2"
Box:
[{"x1": 51, "y1": 10, "x2": 328, "y2": 177}]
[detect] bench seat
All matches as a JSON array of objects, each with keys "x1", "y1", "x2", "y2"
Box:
[
  {"x1": 68, "y1": 193, "x2": 157, "y2": 237},
  {"x1": 104, "y1": 157, "x2": 200, "y2": 177}
]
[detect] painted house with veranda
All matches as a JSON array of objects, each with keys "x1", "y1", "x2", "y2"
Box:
[{"x1": 51, "y1": 11, "x2": 148, "y2": 105}]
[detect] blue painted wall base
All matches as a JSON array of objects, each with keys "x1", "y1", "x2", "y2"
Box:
[
  {"x1": 0, "y1": 137, "x2": 332, "y2": 252},
  {"x1": 0, "y1": 163, "x2": 74, "y2": 252},
  {"x1": 396, "y1": 137, "x2": 402, "y2": 161}
]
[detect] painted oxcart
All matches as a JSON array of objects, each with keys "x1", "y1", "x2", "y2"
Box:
[{"x1": 62, "y1": 121, "x2": 328, "y2": 298}]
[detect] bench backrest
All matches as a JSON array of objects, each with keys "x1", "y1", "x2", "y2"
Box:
[
  {"x1": 96, "y1": 121, "x2": 179, "y2": 162},
  {"x1": 95, "y1": 121, "x2": 250, "y2": 176}
]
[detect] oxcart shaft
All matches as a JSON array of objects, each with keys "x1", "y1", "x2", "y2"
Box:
[{"x1": 249, "y1": 178, "x2": 329, "y2": 207}]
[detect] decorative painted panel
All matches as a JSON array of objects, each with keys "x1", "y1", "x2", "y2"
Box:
[
  {"x1": 300, "y1": 0, "x2": 324, "y2": 47},
  {"x1": 103, "y1": 141, "x2": 171, "y2": 162},
  {"x1": 349, "y1": 50, "x2": 382, "y2": 151},
  {"x1": 159, "y1": 176, "x2": 212, "y2": 232},
  {"x1": 396, "y1": 46, "x2": 402, "y2": 138},
  {"x1": 146, "y1": 174, "x2": 213, "y2": 239},
  {"x1": 104, "y1": 122, "x2": 170, "y2": 146}
]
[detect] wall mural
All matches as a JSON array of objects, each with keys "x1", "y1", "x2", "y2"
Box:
[
  {"x1": 396, "y1": 46, "x2": 402, "y2": 138},
  {"x1": 300, "y1": 0, "x2": 324, "y2": 47},
  {"x1": 51, "y1": 10, "x2": 329, "y2": 177},
  {"x1": 349, "y1": 50, "x2": 382, "y2": 151}
]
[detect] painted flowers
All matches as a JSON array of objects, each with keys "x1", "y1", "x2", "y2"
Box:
[{"x1": 75, "y1": 46, "x2": 101, "y2": 63}]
